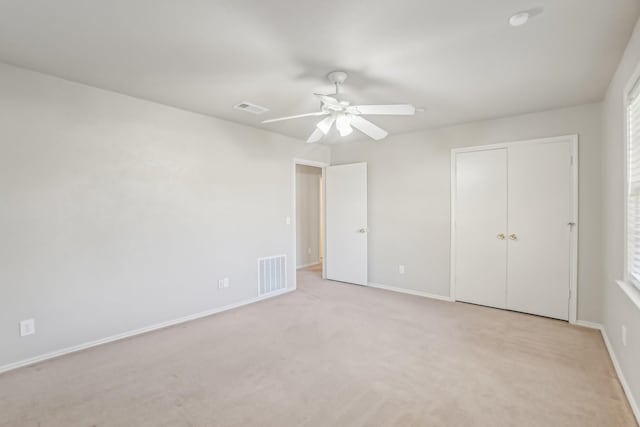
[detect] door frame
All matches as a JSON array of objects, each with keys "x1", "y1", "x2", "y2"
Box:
[
  {"x1": 450, "y1": 134, "x2": 579, "y2": 323},
  {"x1": 293, "y1": 158, "x2": 329, "y2": 287}
]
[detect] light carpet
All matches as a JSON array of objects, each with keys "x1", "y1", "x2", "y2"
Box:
[{"x1": 0, "y1": 265, "x2": 636, "y2": 426}]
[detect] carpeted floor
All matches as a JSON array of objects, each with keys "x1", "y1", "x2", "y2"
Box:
[{"x1": 0, "y1": 265, "x2": 636, "y2": 426}]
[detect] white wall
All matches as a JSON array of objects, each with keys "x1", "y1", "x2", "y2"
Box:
[
  {"x1": 602, "y1": 17, "x2": 640, "y2": 417},
  {"x1": 331, "y1": 103, "x2": 603, "y2": 322},
  {"x1": 296, "y1": 165, "x2": 322, "y2": 268},
  {"x1": 0, "y1": 62, "x2": 330, "y2": 368}
]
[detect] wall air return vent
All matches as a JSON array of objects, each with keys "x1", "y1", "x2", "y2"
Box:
[
  {"x1": 258, "y1": 255, "x2": 287, "y2": 296},
  {"x1": 234, "y1": 102, "x2": 269, "y2": 115}
]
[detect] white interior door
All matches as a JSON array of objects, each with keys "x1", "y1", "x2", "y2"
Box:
[
  {"x1": 325, "y1": 163, "x2": 368, "y2": 285},
  {"x1": 454, "y1": 149, "x2": 508, "y2": 309},
  {"x1": 507, "y1": 141, "x2": 573, "y2": 320}
]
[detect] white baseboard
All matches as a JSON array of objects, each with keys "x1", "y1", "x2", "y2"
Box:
[
  {"x1": 0, "y1": 288, "x2": 295, "y2": 375},
  {"x1": 600, "y1": 325, "x2": 640, "y2": 424},
  {"x1": 573, "y1": 320, "x2": 603, "y2": 330},
  {"x1": 573, "y1": 320, "x2": 639, "y2": 423},
  {"x1": 366, "y1": 282, "x2": 454, "y2": 302},
  {"x1": 296, "y1": 262, "x2": 321, "y2": 270}
]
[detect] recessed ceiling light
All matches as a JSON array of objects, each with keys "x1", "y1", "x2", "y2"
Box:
[{"x1": 509, "y1": 12, "x2": 530, "y2": 27}]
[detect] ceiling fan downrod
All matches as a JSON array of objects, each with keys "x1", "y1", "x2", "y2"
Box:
[{"x1": 327, "y1": 71, "x2": 348, "y2": 95}]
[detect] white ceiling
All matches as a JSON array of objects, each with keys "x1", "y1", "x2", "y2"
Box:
[{"x1": 0, "y1": 0, "x2": 638, "y2": 142}]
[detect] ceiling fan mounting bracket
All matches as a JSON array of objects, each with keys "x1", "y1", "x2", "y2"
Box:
[
  {"x1": 327, "y1": 70, "x2": 348, "y2": 94},
  {"x1": 327, "y1": 71, "x2": 348, "y2": 85}
]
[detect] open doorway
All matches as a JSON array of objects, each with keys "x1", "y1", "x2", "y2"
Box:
[{"x1": 295, "y1": 162, "x2": 325, "y2": 279}]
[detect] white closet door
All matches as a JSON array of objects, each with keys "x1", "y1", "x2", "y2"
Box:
[
  {"x1": 507, "y1": 141, "x2": 573, "y2": 320},
  {"x1": 454, "y1": 149, "x2": 508, "y2": 309}
]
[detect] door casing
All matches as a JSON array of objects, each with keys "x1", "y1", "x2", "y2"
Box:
[{"x1": 293, "y1": 158, "x2": 329, "y2": 288}]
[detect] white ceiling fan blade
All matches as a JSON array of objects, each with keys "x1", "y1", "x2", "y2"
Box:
[
  {"x1": 262, "y1": 111, "x2": 328, "y2": 124},
  {"x1": 350, "y1": 116, "x2": 388, "y2": 140},
  {"x1": 347, "y1": 104, "x2": 416, "y2": 115},
  {"x1": 306, "y1": 128, "x2": 325, "y2": 143},
  {"x1": 316, "y1": 115, "x2": 336, "y2": 135}
]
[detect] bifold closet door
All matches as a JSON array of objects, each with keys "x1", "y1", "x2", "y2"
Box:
[
  {"x1": 506, "y1": 142, "x2": 573, "y2": 320},
  {"x1": 454, "y1": 149, "x2": 508, "y2": 309}
]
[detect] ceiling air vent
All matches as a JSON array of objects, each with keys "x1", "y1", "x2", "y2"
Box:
[{"x1": 234, "y1": 102, "x2": 269, "y2": 115}]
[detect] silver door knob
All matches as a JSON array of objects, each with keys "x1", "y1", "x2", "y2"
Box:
[
  {"x1": 509, "y1": 234, "x2": 518, "y2": 240},
  {"x1": 359, "y1": 228, "x2": 368, "y2": 233},
  {"x1": 497, "y1": 233, "x2": 506, "y2": 240}
]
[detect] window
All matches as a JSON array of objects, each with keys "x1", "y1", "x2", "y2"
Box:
[{"x1": 627, "y1": 79, "x2": 640, "y2": 290}]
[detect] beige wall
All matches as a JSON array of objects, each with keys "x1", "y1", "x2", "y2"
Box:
[
  {"x1": 331, "y1": 102, "x2": 603, "y2": 322},
  {"x1": 0, "y1": 62, "x2": 330, "y2": 368},
  {"x1": 602, "y1": 17, "x2": 640, "y2": 416},
  {"x1": 296, "y1": 164, "x2": 322, "y2": 268}
]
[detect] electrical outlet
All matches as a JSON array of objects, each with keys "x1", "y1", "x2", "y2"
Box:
[
  {"x1": 218, "y1": 279, "x2": 224, "y2": 289},
  {"x1": 622, "y1": 325, "x2": 627, "y2": 347},
  {"x1": 308, "y1": 247, "x2": 312, "y2": 255},
  {"x1": 20, "y1": 319, "x2": 35, "y2": 337},
  {"x1": 399, "y1": 265, "x2": 405, "y2": 275},
  {"x1": 286, "y1": 216, "x2": 291, "y2": 225},
  {"x1": 223, "y1": 277, "x2": 229, "y2": 288}
]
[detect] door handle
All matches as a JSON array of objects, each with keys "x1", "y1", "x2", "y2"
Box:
[
  {"x1": 509, "y1": 234, "x2": 518, "y2": 240},
  {"x1": 497, "y1": 233, "x2": 506, "y2": 240},
  {"x1": 358, "y1": 228, "x2": 368, "y2": 234}
]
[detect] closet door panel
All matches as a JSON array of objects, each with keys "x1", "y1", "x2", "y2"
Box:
[
  {"x1": 454, "y1": 149, "x2": 508, "y2": 309},
  {"x1": 507, "y1": 141, "x2": 572, "y2": 320}
]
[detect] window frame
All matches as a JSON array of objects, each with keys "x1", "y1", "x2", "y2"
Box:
[{"x1": 624, "y1": 70, "x2": 640, "y2": 292}]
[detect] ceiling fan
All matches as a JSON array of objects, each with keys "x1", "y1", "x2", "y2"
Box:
[{"x1": 262, "y1": 71, "x2": 416, "y2": 143}]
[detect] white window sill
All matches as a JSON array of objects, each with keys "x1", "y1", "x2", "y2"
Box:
[{"x1": 616, "y1": 280, "x2": 640, "y2": 310}]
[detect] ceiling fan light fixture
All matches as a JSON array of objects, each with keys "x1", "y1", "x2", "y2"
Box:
[
  {"x1": 316, "y1": 115, "x2": 335, "y2": 135},
  {"x1": 338, "y1": 126, "x2": 353, "y2": 137},
  {"x1": 336, "y1": 114, "x2": 353, "y2": 137}
]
